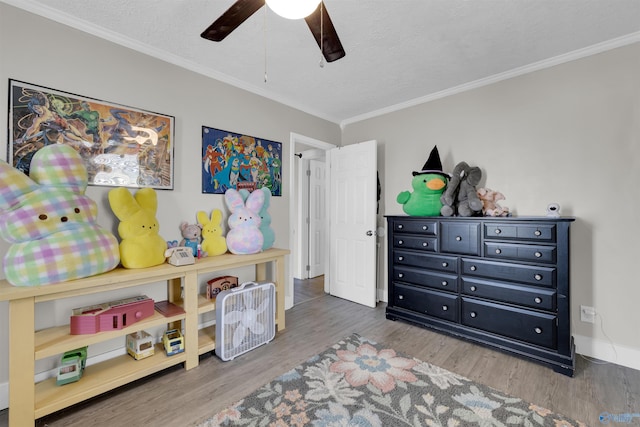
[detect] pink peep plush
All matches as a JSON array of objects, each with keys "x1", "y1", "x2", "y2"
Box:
[{"x1": 224, "y1": 188, "x2": 264, "y2": 255}]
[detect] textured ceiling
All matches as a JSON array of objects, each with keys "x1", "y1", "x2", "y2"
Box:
[{"x1": 5, "y1": 0, "x2": 640, "y2": 124}]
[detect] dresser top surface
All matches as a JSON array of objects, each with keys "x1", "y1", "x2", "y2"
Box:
[{"x1": 386, "y1": 215, "x2": 575, "y2": 222}]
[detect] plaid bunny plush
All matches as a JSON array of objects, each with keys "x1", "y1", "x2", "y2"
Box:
[{"x1": 0, "y1": 145, "x2": 120, "y2": 286}]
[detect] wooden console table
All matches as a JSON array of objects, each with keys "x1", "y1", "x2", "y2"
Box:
[{"x1": 0, "y1": 248, "x2": 289, "y2": 426}]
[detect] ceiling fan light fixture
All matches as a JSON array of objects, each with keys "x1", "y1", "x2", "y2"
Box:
[{"x1": 265, "y1": 0, "x2": 321, "y2": 19}]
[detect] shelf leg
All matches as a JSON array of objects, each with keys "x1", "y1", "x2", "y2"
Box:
[
  {"x1": 275, "y1": 255, "x2": 285, "y2": 330},
  {"x1": 9, "y1": 297, "x2": 35, "y2": 426},
  {"x1": 183, "y1": 271, "x2": 199, "y2": 370}
]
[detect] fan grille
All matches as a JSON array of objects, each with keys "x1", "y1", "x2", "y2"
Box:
[{"x1": 215, "y1": 281, "x2": 276, "y2": 361}]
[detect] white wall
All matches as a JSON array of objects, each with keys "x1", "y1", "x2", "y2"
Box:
[
  {"x1": 0, "y1": 3, "x2": 341, "y2": 409},
  {"x1": 342, "y1": 41, "x2": 640, "y2": 371}
]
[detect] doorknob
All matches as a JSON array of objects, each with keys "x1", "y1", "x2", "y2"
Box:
[{"x1": 366, "y1": 230, "x2": 375, "y2": 236}]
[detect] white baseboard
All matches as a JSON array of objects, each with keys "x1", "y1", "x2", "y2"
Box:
[
  {"x1": 574, "y1": 334, "x2": 640, "y2": 372},
  {"x1": 0, "y1": 381, "x2": 6, "y2": 412}
]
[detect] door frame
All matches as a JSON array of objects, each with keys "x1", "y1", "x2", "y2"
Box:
[{"x1": 287, "y1": 133, "x2": 336, "y2": 309}]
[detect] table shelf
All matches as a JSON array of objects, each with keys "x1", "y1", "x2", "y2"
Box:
[{"x1": 0, "y1": 248, "x2": 289, "y2": 426}]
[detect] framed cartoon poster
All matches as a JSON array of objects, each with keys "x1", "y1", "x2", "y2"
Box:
[
  {"x1": 8, "y1": 80, "x2": 175, "y2": 189},
  {"x1": 202, "y1": 126, "x2": 282, "y2": 196}
]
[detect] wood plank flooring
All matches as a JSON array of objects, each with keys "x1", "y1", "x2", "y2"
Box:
[{"x1": 1, "y1": 277, "x2": 639, "y2": 426}]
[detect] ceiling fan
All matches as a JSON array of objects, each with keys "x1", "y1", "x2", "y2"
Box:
[{"x1": 200, "y1": 0, "x2": 346, "y2": 63}]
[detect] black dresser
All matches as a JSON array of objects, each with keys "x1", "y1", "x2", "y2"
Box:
[{"x1": 386, "y1": 216, "x2": 575, "y2": 376}]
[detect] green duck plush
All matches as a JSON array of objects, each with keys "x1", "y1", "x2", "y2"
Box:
[{"x1": 397, "y1": 146, "x2": 450, "y2": 216}]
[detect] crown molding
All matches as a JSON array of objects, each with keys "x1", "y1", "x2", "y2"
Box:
[
  {"x1": 341, "y1": 31, "x2": 640, "y2": 127},
  {"x1": 1, "y1": 0, "x2": 341, "y2": 124},
  {"x1": 4, "y1": 0, "x2": 639, "y2": 128}
]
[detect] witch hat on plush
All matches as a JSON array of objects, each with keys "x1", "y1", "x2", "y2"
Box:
[{"x1": 413, "y1": 146, "x2": 450, "y2": 177}]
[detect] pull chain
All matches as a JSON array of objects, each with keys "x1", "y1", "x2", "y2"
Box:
[{"x1": 264, "y1": 5, "x2": 268, "y2": 82}]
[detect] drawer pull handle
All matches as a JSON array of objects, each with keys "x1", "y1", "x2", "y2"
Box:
[
  {"x1": 398, "y1": 295, "x2": 404, "y2": 300},
  {"x1": 398, "y1": 256, "x2": 404, "y2": 261},
  {"x1": 398, "y1": 240, "x2": 404, "y2": 245},
  {"x1": 442, "y1": 305, "x2": 448, "y2": 311},
  {"x1": 441, "y1": 281, "x2": 448, "y2": 286},
  {"x1": 534, "y1": 274, "x2": 542, "y2": 281},
  {"x1": 534, "y1": 297, "x2": 542, "y2": 304},
  {"x1": 442, "y1": 262, "x2": 448, "y2": 267},
  {"x1": 398, "y1": 224, "x2": 403, "y2": 229},
  {"x1": 495, "y1": 248, "x2": 502, "y2": 254},
  {"x1": 422, "y1": 242, "x2": 428, "y2": 247},
  {"x1": 534, "y1": 327, "x2": 542, "y2": 334},
  {"x1": 422, "y1": 225, "x2": 428, "y2": 230},
  {"x1": 470, "y1": 265, "x2": 477, "y2": 271},
  {"x1": 398, "y1": 273, "x2": 404, "y2": 278},
  {"x1": 534, "y1": 230, "x2": 542, "y2": 236},
  {"x1": 470, "y1": 312, "x2": 477, "y2": 318},
  {"x1": 470, "y1": 286, "x2": 477, "y2": 292},
  {"x1": 534, "y1": 252, "x2": 542, "y2": 258},
  {"x1": 456, "y1": 236, "x2": 462, "y2": 241},
  {"x1": 495, "y1": 229, "x2": 502, "y2": 235}
]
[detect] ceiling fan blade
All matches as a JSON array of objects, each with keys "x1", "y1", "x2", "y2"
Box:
[
  {"x1": 305, "y1": 2, "x2": 345, "y2": 63},
  {"x1": 201, "y1": 0, "x2": 265, "y2": 42}
]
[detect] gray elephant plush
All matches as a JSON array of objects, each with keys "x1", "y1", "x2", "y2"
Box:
[{"x1": 440, "y1": 161, "x2": 484, "y2": 217}]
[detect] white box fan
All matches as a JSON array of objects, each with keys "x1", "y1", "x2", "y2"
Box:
[{"x1": 215, "y1": 281, "x2": 276, "y2": 361}]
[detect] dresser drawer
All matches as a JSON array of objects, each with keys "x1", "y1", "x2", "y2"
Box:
[
  {"x1": 440, "y1": 222, "x2": 480, "y2": 255},
  {"x1": 484, "y1": 223, "x2": 556, "y2": 243},
  {"x1": 462, "y1": 278, "x2": 556, "y2": 310},
  {"x1": 393, "y1": 235, "x2": 437, "y2": 252},
  {"x1": 393, "y1": 250, "x2": 458, "y2": 273},
  {"x1": 394, "y1": 266, "x2": 458, "y2": 292},
  {"x1": 484, "y1": 242, "x2": 557, "y2": 264},
  {"x1": 394, "y1": 283, "x2": 458, "y2": 322},
  {"x1": 392, "y1": 219, "x2": 437, "y2": 235},
  {"x1": 462, "y1": 258, "x2": 556, "y2": 287},
  {"x1": 461, "y1": 298, "x2": 557, "y2": 349}
]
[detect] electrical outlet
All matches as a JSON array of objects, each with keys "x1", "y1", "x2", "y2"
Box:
[{"x1": 580, "y1": 305, "x2": 596, "y2": 323}]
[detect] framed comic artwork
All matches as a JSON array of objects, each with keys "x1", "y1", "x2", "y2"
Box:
[
  {"x1": 202, "y1": 126, "x2": 282, "y2": 196},
  {"x1": 8, "y1": 80, "x2": 175, "y2": 189}
]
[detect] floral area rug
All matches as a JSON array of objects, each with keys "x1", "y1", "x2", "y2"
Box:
[{"x1": 198, "y1": 334, "x2": 584, "y2": 427}]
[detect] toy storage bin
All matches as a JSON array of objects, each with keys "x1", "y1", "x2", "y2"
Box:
[{"x1": 215, "y1": 281, "x2": 276, "y2": 361}]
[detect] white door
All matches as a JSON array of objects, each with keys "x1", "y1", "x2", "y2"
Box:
[
  {"x1": 327, "y1": 140, "x2": 377, "y2": 308},
  {"x1": 308, "y1": 159, "x2": 326, "y2": 278}
]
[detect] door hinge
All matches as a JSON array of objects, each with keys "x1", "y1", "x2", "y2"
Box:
[{"x1": 306, "y1": 265, "x2": 310, "y2": 271}]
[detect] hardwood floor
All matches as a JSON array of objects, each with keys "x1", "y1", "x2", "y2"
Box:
[
  {"x1": 294, "y1": 275, "x2": 326, "y2": 305},
  {"x1": 1, "y1": 277, "x2": 639, "y2": 426}
]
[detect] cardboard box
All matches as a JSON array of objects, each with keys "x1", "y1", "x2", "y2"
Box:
[{"x1": 206, "y1": 275, "x2": 238, "y2": 299}]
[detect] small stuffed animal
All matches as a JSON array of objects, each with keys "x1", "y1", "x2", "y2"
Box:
[
  {"x1": 441, "y1": 161, "x2": 483, "y2": 217},
  {"x1": 197, "y1": 209, "x2": 227, "y2": 256},
  {"x1": 179, "y1": 222, "x2": 203, "y2": 257},
  {"x1": 108, "y1": 187, "x2": 167, "y2": 268},
  {"x1": 397, "y1": 146, "x2": 449, "y2": 216},
  {"x1": 240, "y1": 187, "x2": 275, "y2": 250},
  {"x1": 224, "y1": 188, "x2": 264, "y2": 255},
  {"x1": 0, "y1": 145, "x2": 120, "y2": 286},
  {"x1": 477, "y1": 187, "x2": 510, "y2": 217}
]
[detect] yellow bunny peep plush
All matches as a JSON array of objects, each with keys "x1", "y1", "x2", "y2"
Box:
[
  {"x1": 108, "y1": 187, "x2": 167, "y2": 268},
  {"x1": 197, "y1": 208, "x2": 227, "y2": 256}
]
